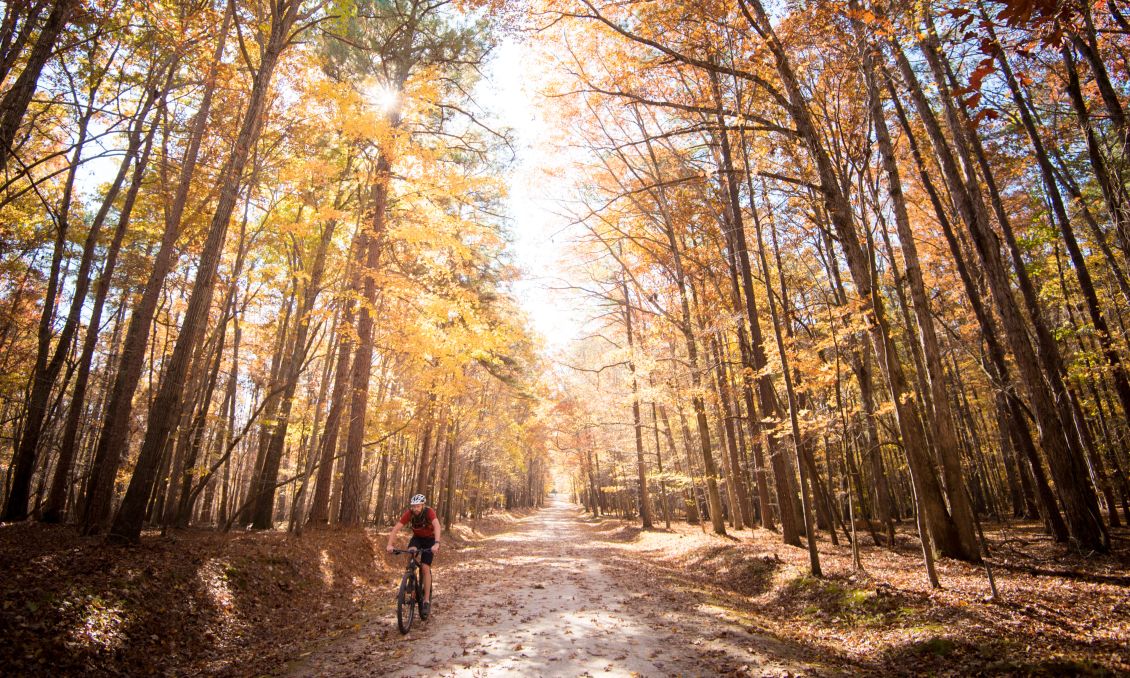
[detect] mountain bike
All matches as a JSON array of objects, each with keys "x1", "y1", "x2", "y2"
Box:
[{"x1": 391, "y1": 548, "x2": 432, "y2": 634}]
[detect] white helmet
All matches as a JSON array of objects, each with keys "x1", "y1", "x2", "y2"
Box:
[{"x1": 410, "y1": 494, "x2": 426, "y2": 505}]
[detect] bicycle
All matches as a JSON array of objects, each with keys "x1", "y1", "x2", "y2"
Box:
[{"x1": 391, "y1": 548, "x2": 432, "y2": 633}]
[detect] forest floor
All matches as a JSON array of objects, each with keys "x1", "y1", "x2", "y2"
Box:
[
  {"x1": 1, "y1": 500, "x2": 1128, "y2": 676},
  {"x1": 287, "y1": 497, "x2": 1130, "y2": 677},
  {"x1": 0, "y1": 516, "x2": 399, "y2": 676}
]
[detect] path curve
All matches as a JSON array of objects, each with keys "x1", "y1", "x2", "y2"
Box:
[{"x1": 286, "y1": 497, "x2": 824, "y2": 677}]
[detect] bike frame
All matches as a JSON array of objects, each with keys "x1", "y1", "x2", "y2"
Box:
[{"x1": 392, "y1": 548, "x2": 432, "y2": 633}]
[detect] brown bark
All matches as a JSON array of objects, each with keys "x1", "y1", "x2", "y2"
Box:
[
  {"x1": 1014, "y1": 47, "x2": 1130, "y2": 424},
  {"x1": 411, "y1": 394, "x2": 438, "y2": 496},
  {"x1": 737, "y1": 0, "x2": 968, "y2": 560},
  {"x1": 854, "y1": 348, "x2": 895, "y2": 545},
  {"x1": 1060, "y1": 43, "x2": 1130, "y2": 255},
  {"x1": 634, "y1": 123, "x2": 725, "y2": 534},
  {"x1": 3, "y1": 53, "x2": 120, "y2": 521},
  {"x1": 878, "y1": 61, "x2": 1071, "y2": 541},
  {"x1": 109, "y1": 3, "x2": 300, "y2": 543},
  {"x1": 650, "y1": 401, "x2": 672, "y2": 529},
  {"x1": 442, "y1": 421, "x2": 458, "y2": 528},
  {"x1": 80, "y1": 6, "x2": 231, "y2": 534},
  {"x1": 730, "y1": 87, "x2": 796, "y2": 536},
  {"x1": 1071, "y1": 4, "x2": 1129, "y2": 154},
  {"x1": 0, "y1": 1, "x2": 48, "y2": 87},
  {"x1": 751, "y1": 183, "x2": 820, "y2": 575},
  {"x1": 307, "y1": 230, "x2": 364, "y2": 525},
  {"x1": 622, "y1": 273, "x2": 654, "y2": 529},
  {"x1": 167, "y1": 309, "x2": 229, "y2": 529},
  {"x1": 858, "y1": 27, "x2": 981, "y2": 560},
  {"x1": 251, "y1": 208, "x2": 341, "y2": 528},
  {"x1": 658, "y1": 403, "x2": 699, "y2": 524},
  {"x1": 41, "y1": 89, "x2": 162, "y2": 522},
  {"x1": 894, "y1": 23, "x2": 1107, "y2": 551},
  {"x1": 710, "y1": 335, "x2": 747, "y2": 531},
  {"x1": 339, "y1": 153, "x2": 393, "y2": 526},
  {"x1": 672, "y1": 244, "x2": 725, "y2": 535},
  {"x1": 0, "y1": 0, "x2": 77, "y2": 170},
  {"x1": 290, "y1": 315, "x2": 342, "y2": 533},
  {"x1": 706, "y1": 73, "x2": 761, "y2": 531}
]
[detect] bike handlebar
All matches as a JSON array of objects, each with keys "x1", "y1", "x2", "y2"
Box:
[{"x1": 390, "y1": 548, "x2": 433, "y2": 555}]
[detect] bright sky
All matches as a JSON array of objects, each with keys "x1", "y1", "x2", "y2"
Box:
[{"x1": 478, "y1": 37, "x2": 587, "y2": 355}]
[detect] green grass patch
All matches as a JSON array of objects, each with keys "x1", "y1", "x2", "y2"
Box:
[
  {"x1": 918, "y1": 636, "x2": 955, "y2": 657},
  {"x1": 784, "y1": 574, "x2": 919, "y2": 628}
]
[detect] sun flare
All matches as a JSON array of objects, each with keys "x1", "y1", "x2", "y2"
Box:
[{"x1": 366, "y1": 83, "x2": 399, "y2": 113}]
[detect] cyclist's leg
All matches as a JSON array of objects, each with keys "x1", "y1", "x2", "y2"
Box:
[
  {"x1": 420, "y1": 563, "x2": 431, "y2": 603},
  {"x1": 409, "y1": 536, "x2": 436, "y2": 604}
]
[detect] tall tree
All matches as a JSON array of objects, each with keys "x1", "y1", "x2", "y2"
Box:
[
  {"x1": 110, "y1": 0, "x2": 318, "y2": 542},
  {"x1": 0, "y1": 0, "x2": 78, "y2": 171},
  {"x1": 80, "y1": 3, "x2": 233, "y2": 534}
]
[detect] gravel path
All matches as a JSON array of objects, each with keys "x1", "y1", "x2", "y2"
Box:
[{"x1": 285, "y1": 497, "x2": 824, "y2": 677}]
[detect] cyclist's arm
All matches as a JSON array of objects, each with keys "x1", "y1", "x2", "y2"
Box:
[
  {"x1": 386, "y1": 519, "x2": 406, "y2": 552},
  {"x1": 431, "y1": 516, "x2": 442, "y2": 552}
]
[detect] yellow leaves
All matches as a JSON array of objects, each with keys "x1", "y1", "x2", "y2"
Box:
[
  {"x1": 338, "y1": 107, "x2": 399, "y2": 147},
  {"x1": 404, "y1": 66, "x2": 442, "y2": 109},
  {"x1": 305, "y1": 75, "x2": 403, "y2": 147},
  {"x1": 278, "y1": 156, "x2": 337, "y2": 188}
]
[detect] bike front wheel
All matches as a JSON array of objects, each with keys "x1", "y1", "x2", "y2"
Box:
[{"x1": 397, "y1": 572, "x2": 417, "y2": 634}]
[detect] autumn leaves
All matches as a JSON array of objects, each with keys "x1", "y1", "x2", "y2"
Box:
[{"x1": 541, "y1": 0, "x2": 1128, "y2": 581}]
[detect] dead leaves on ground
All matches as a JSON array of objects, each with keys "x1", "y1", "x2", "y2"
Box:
[
  {"x1": 0, "y1": 523, "x2": 388, "y2": 677},
  {"x1": 585, "y1": 516, "x2": 1130, "y2": 676},
  {"x1": 4, "y1": 512, "x2": 1127, "y2": 677}
]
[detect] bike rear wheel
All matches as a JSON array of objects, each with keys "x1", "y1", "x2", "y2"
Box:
[{"x1": 397, "y1": 572, "x2": 417, "y2": 634}]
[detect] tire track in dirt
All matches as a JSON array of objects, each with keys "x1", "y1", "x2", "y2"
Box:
[{"x1": 286, "y1": 497, "x2": 830, "y2": 676}]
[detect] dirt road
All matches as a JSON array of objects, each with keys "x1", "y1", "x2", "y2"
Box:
[{"x1": 286, "y1": 497, "x2": 826, "y2": 676}]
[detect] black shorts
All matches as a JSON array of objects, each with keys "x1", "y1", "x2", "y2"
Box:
[{"x1": 408, "y1": 536, "x2": 435, "y2": 566}]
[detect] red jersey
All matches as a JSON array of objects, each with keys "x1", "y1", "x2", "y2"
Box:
[{"x1": 399, "y1": 507, "x2": 437, "y2": 538}]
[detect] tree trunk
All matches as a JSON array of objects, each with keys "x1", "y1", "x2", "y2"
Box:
[
  {"x1": 637, "y1": 127, "x2": 725, "y2": 534},
  {"x1": 710, "y1": 335, "x2": 745, "y2": 530},
  {"x1": 442, "y1": 425, "x2": 458, "y2": 528},
  {"x1": 0, "y1": 2, "x2": 48, "y2": 87},
  {"x1": 737, "y1": 0, "x2": 969, "y2": 559},
  {"x1": 880, "y1": 62, "x2": 1071, "y2": 542},
  {"x1": 340, "y1": 152, "x2": 393, "y2": 526},
  {"x1": 0, "y1": 0, "x2": 77, "y2": 171},
  {"x1": 3, "y1": 58, "x2": 126, "y2": 521},
  {"x1": 307, "y1": 236, "x2": 363, "y2": 525},
  {"x1": 859, "y1": 27, "x2": 981, "y2": 559},
  {"x1": 109, "y1": 5, "x2": 296, "y2": 543},
  {"x1": 251, "y1": 212, "x2": 340, "y2": 528},
  {"x1": 895, "y1": 27, "x2": 1107, "y2": 551},
  {"x1": 651, "y1": 401, "x2": 672, "y2": 529},
  {"x1": 80, "y1": 7, "x2": 231, "y2": 534},
  {"x1": 41, "y1": 94, "x2": 162, "y2": 523},
  {"x1": 658, "y1": 403, "x2": 699, "y2": 524},
  {"x1": 622, "y1": 274, "x2": 654, "y2": 529},
  {"x1": 752, "y1": 186, "x2": 821, "y2": 576},
  {"x1": 728, "y1": 88, "x2": 795, "y2": 536}
]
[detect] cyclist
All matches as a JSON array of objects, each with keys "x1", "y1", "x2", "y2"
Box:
[{"x1": 386, "y1": 494, "x2": 442, "y2": 617}]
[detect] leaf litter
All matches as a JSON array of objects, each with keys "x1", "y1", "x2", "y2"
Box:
[{"x1": 2, "y1": 504, "x2": 1127, "y2": 676}]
